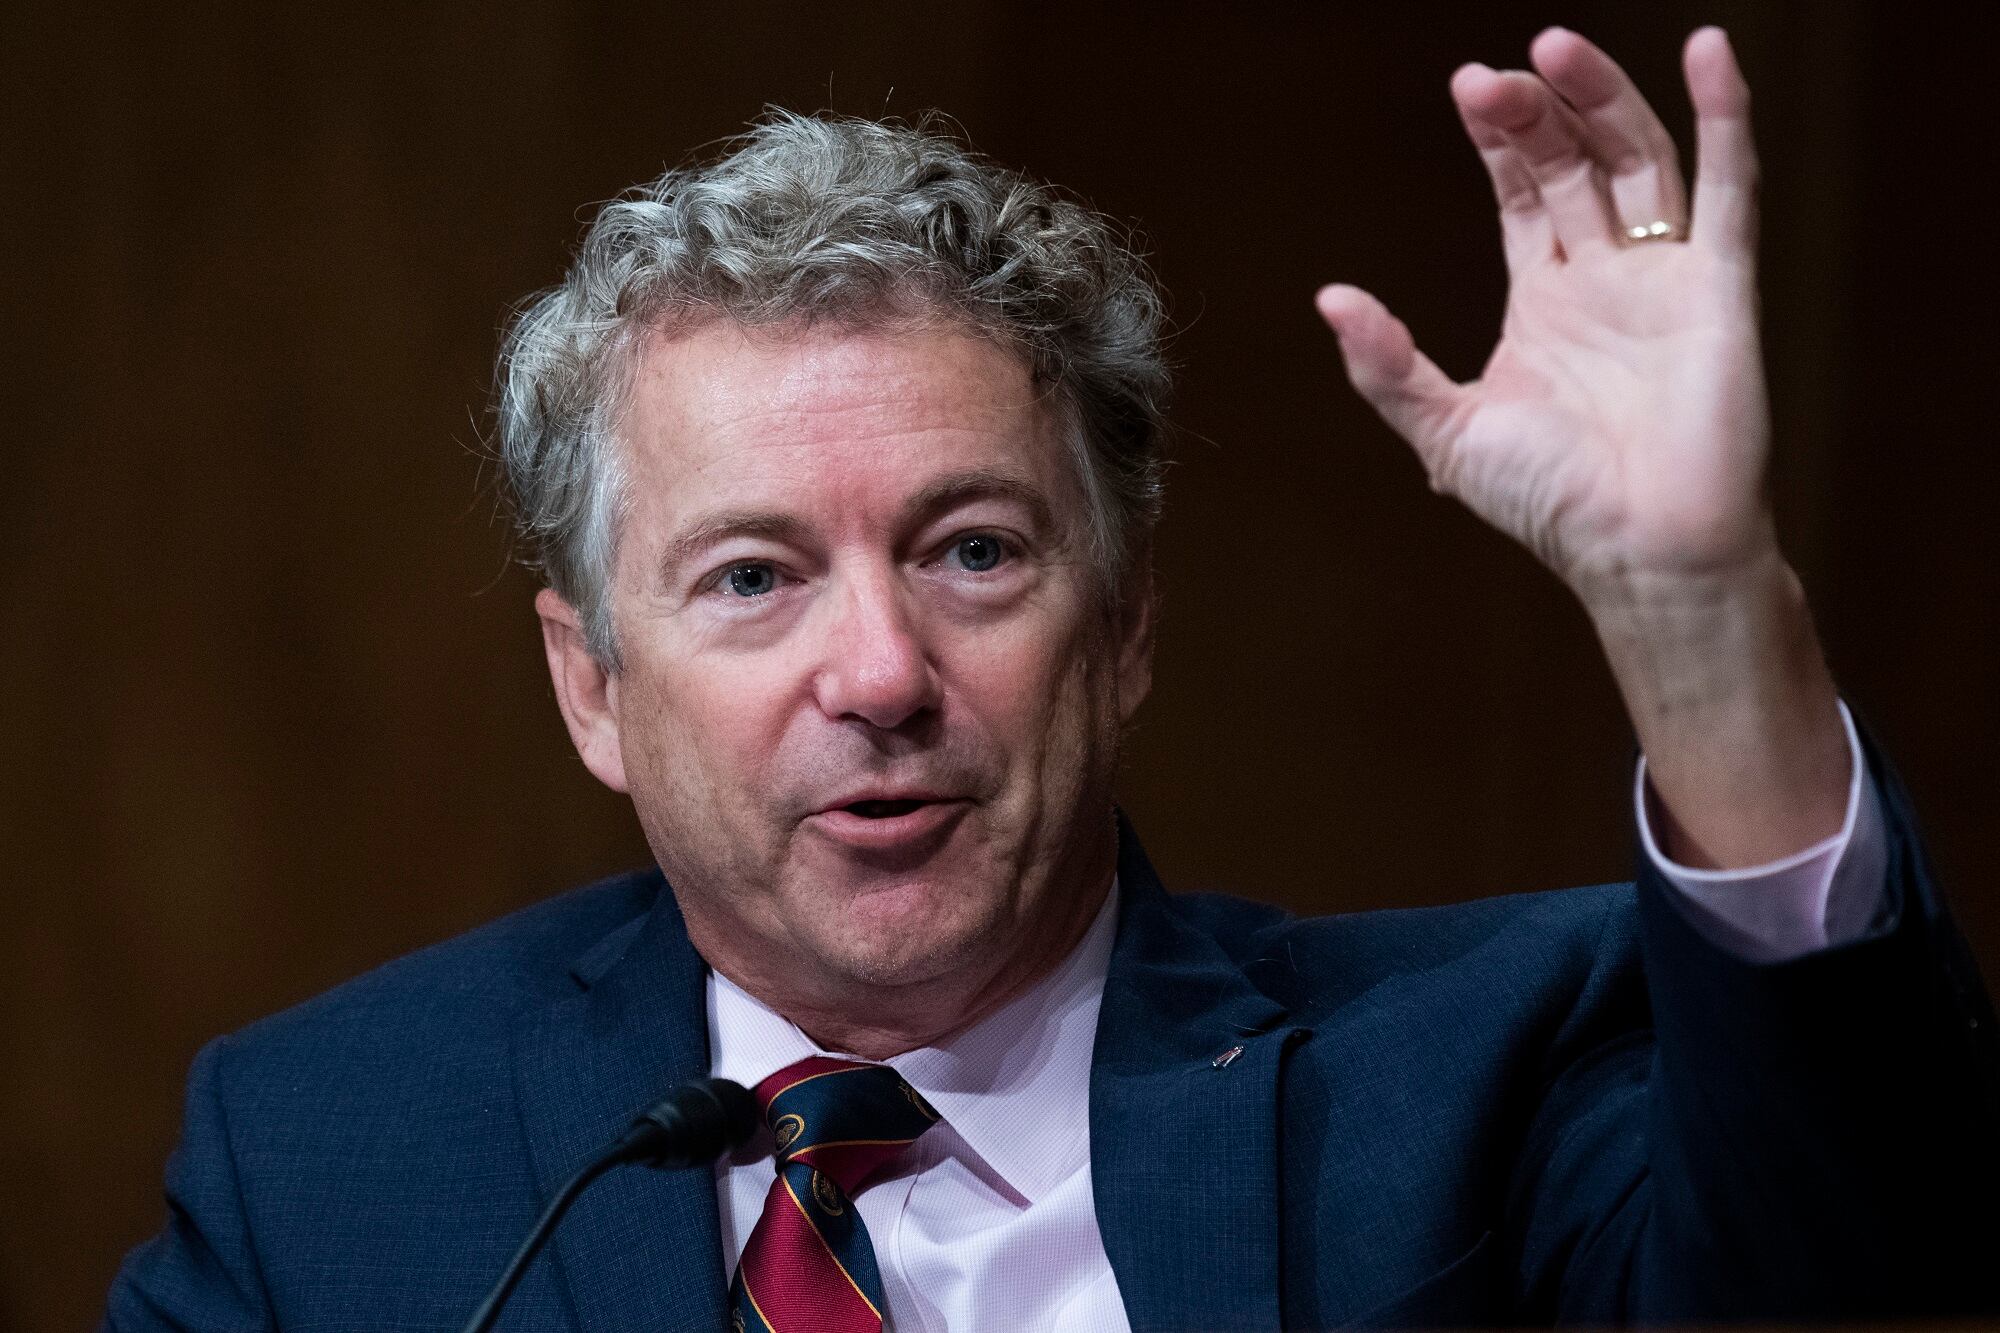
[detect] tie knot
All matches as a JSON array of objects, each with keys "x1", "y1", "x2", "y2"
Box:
[{"x1": 756, "y1": 1056, "x2": 940, "y2": 1190}]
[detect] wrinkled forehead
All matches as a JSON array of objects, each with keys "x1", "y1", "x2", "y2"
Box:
[{"x1": 615, "y1": 319, "x2": 1083, "y2": 535}]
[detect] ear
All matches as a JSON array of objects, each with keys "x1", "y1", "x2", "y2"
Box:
[
  {"x1": 1113, "y1": 554, "x2": 1157, "y2": 726},
  {"x1": 536, "y1": 587, "x2": 629, "y2": 793}
]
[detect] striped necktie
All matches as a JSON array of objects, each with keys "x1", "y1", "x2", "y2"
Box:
[{"x1": 729, "y1": 1055, "x2": 942, "y2": 1333}]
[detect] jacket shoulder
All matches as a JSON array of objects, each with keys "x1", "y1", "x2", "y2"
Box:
[
  {"x1": 222, "y1": 867, "x2": 662, "y2": 1065},
  {"x1": 1168, "y1": 881, "x2": 1635, "y2": 1019}
]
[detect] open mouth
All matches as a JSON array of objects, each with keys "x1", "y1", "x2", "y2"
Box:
[
  {"x1": 843, "y1": 799, "x2": 930, "y2": 819},
  {"x1": 811, "y1": 795, "x2": 966, "y2": 850},
  {"x1": 810, "y1": 792, "x2": 970, "y2": 850}
]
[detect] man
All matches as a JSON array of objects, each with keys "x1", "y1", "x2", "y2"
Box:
[{"x1": 106, "y1": 26, "x2": 1998, "y2": 1330}]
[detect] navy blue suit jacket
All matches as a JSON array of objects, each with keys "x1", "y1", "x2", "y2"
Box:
[{"x1": 107, "y1": 749, "x2": 2000, "y2": 1329}]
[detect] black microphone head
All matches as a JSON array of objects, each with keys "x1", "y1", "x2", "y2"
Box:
[
  {"x1": 622, "y1": 1076, "x2": 758, "y2": 1169},
  {"x1": 706, "y1": 1077, "x2": 757, "y2": 1150}
]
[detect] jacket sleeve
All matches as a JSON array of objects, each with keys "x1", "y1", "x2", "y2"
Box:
[
  {"x1": 1506, "y1": 724, "x2": 2000, "y2": 1322},
  {"x1": 102, "y1": 1036, "x2": 275, "y2": 1331}
]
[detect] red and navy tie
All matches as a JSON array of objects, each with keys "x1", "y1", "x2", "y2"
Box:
[{"x1": 729, "y1": 1056, "x2": 942, "y2": 1333}]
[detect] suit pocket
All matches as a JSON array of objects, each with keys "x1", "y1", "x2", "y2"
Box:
[{"x1": 1339, "y1": 1230, "x2": 1497, "y2": 1329}]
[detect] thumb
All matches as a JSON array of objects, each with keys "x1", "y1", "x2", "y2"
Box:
[{"x1": 1315, "y1": 283, "x2": 1465, "y2": 476}]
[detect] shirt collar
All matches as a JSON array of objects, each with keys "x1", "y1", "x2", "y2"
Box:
[{"x1": 706, "y1": 878, "x2": 1120, "y2": 1204}]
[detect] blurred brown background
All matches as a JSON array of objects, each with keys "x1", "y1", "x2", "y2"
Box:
[{"x1": 4, "y1": 1, "x2": 1995, "y2": 1327}]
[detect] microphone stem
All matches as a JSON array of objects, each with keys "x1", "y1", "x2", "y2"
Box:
[
  {"x1": 457, "y1": 1076, "x2": 753, "y2": 1331},
  {"x1": 459, "y1": 1142, "x2": 626, "y2": 1333}
]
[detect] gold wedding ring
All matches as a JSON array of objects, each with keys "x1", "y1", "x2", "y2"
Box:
[{"x1": 1625, "y1": 220, "x2": 1679, "y2": 242}]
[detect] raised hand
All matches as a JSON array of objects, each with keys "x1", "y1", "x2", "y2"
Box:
[
  {"x1": 1320, "y1": 27, "x2": 1850, "y2": 872},
  {"x1": 1317, "y1": 26, "x2": 1767, "y2": 597}
]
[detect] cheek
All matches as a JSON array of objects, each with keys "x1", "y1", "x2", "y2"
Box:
[
  {"x1": 950, "y1": 603, "x2": 1118, "y2": 785},
  {"x1": 619, "y1": 660, "x2": 787, "y2": 836}
]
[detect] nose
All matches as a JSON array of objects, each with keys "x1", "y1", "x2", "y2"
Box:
[{"x1": 810, "y1": 567, "x2": 942, "y2": 730}]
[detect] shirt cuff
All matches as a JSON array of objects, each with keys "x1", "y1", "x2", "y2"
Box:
[{"x1": 1635, "y1": 700, "x2": 1888, "y2": 963}]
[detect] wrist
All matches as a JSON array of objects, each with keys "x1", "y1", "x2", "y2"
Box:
[
  {"x1": 1582, "y1": 540, "x2": 1795, "y2": 658},
  {"x1": 1568, "y1": 515, "x2": 1784, "y2": 626},
  {"x1": 1584, "y1": 546, "x2": 1848, "y2": 868},
  {"x1": 1586, "y1": 544, "x2": 1833, "y2": 731}
]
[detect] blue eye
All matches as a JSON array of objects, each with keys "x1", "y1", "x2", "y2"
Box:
[
  {"x1": 723, "y1": 563, "x2": 777, "y2": 597},
  {"x1": 950, "y1": 534, "x2": 1007, "y2": 572}
]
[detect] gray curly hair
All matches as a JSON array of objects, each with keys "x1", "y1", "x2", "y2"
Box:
[{"x1": 492, "y1": 110, "x2": 1172, "y2": 667}]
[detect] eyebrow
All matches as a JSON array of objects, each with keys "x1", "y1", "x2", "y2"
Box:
[
  {"x1": 655, "y1": 467, "x2": 1058, "y2": 590},
  {"x1": 901, "y1": 468, "x2": 1055, "y2": 535},
  {"x1": 657, "y1": 511, "x2": 815, "y2": 590}
]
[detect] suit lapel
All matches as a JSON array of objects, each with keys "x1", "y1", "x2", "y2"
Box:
[
  {"x1": 1092, "y1": 819, "x2": 1302, "y2": 1333},
  {"x1": 512, "y1": 876, "x2": 729, "y2": 1332}
]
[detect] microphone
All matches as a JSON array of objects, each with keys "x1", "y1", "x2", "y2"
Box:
[
  {"x1": 614, "y1": 1075, "x2": 758, "y2": 1169},
  {"x1": 460, "y1": 1077, "x2": 757, "y2": 1333}
]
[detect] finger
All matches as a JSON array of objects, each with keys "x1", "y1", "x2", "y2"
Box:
[
  {"x1": 1684, "y1": 25, "x2": 1759, "y2": 254},
  {"x1": 1450, "y1": 62, "x2": 1561, "y2": 271},
  {"x1": 1529, "y1": 27, "x2": 1688, "y2": 237},
  {"x1": 1314, "y1": 284, "x2": 1468, "y2": 482},
  {"x1": 1454, "y1": 65, "x2": 1621, "y2": 256}
]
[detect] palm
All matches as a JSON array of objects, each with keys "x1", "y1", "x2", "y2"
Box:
[
  {"x1": 1456, "y1": 246, "x2": 1765, "y2": 580},
  {"x1": 1321, "y1": 27, "x2": 1773, "y2": 596}
]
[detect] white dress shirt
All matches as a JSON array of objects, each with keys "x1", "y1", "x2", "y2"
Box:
[
  {"x1": 709, "y1": 881, "x2": 1130, "y2": 1332},
  {"x1": 707, "y1": 701, "x2": 1886, "y2": 1330}
]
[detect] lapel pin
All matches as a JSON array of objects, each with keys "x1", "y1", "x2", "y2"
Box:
[{"x1": 1212, "y1": 1045, "x2": 1244, "y2": 1069}]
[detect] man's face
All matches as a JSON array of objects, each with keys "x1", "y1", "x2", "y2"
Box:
[{"x1": 571, "y1": 320, "x2": 1151, "y2": 1027}]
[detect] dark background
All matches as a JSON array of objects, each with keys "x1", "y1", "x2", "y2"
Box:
[{"x1": 5, "y1": 2, "x2": 1995, "y2": 1327}]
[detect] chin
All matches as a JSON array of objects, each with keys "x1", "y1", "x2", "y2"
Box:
[{"x1": 815, "y1": 880, "x2": 1006, "y2": 990}]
